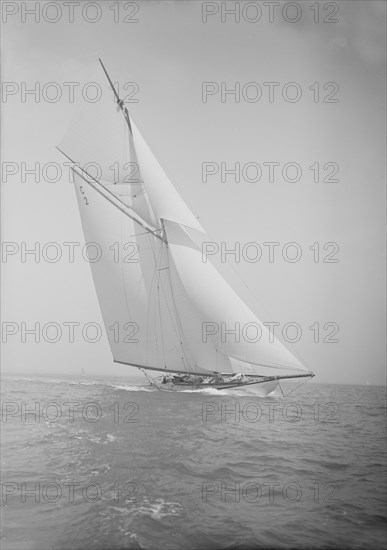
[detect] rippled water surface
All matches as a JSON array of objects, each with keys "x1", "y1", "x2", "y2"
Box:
[{"x1": 1, "y1": 375, "x2": 386, "y2": 549}]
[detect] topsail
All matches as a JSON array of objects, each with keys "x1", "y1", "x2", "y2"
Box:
[{"x1": 58, "y1": 58, "x2": 313, "y2": 386}]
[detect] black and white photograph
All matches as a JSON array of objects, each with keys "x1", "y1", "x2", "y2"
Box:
[{"x1": 1, "y1": 1, "x2": 386, "y2": 549}]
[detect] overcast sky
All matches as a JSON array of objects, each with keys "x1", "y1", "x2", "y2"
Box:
[{"x1": 1, "y1": 0, "x2": 386, "y2": 385}]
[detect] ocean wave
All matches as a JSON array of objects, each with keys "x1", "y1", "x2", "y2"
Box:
[
  {"x1": 105, "y1": 497, "x2": 183, "y2": 522},
  {"x1": 69, "y1": 380, "x2": 105, "y2": 386},
  {"x1": 111, "y1": 384, "x2": 156, "y2": 392},
  {"x1": 2, "y1": 378, "x2": 386, "y2": 550},
  {"x1": 172, "y1": 386, "x2": 278, "y2": 397},
  {"x1": 300, "y1": 458, "x2": 350, "y2": 471},
  {"x1": 135, "y1": 498, "x2": 183, "y2": 520},
  {"x1": 69, "y1": 429, "x2": 118, "y2": 445}
]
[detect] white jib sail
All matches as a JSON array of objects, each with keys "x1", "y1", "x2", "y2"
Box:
[{"x1": 163, "y1": 220, "x2": 308, "y2": 375}]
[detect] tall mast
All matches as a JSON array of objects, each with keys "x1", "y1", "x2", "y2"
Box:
[{"x1": 98, "y1": 57, "x2": 133, "y2": 134}]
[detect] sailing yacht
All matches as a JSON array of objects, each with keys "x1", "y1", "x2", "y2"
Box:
[{"x1": 58, "y1": 59, "x2": 314, "y2": 394}]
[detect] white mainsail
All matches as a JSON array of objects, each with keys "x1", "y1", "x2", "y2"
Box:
[
  {"x1": 71, "y1": 168, "x2": 216, "y2": 376},
  {"x1": 59, "y1": 59, "x2": 312, "y2": 380}
]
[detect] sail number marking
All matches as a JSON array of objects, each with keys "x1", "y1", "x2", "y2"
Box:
[{"x1": 79, "y1": 185, "x2": 89, "y2": 206}]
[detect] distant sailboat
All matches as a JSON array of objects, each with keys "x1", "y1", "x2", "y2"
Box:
[{"x1": 58, "y1": 58, "x2": 314, "y2": 394}]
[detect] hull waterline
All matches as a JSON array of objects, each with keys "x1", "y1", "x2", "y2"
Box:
[{"x1": 151, "y1": 380, "x2": 280, "y2": 394}]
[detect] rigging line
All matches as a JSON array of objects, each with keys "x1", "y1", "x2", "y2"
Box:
[
  {"x1": 159, "y1": 276, "x2": 190, "y2": 372},
  {"x1": 114, "y1": 148, "x2": 143, "y2": 367},
  {"x1": 129, "y1": 228, "x2": 165, "y2": 238},
  {"x1": 152, "y1": 234, "x2": 166, "y2": 367},
  {"x1": 122, "y1": 193, "x2": 146, "y2": 366},
  {"x1": 56, "y1": 147, "x2": 166, "y2": 243},
  {"x1": 155, "y1": 240, "x2": 183, "y2": 369},
  {"x1": 124, "y1": 138, "x2": 164, "y2": 365},
  {"x1": 161, "y1": 242, "x2": 190, "y2": 368},
  {"x1": 158, "y1": 220, "x2": 190, "y2": 365},
  {"x1": 132, "y1": 204, "x2": 162, "y2": 311},
  {"x1": 145, "y1": 231, "x2": 167, "y2": 370},
  {"x1": 119, "y1": 203, "x2": 142, "y2": 366},
  {"x1": 145, "y1": 233, "x2": 159, "y2": 365},
  {"x1": 279, "y1": 374, "x2": 314, "y2": 397},
  {"x1": 157, "y1": 281, "x2": 167, "y2": 368},
  {"x1": 156, "y1": 248, "x2": 191, "y2": 367},
  {"x1": 117, "y1": 114, "x2": 141, "y2": 363},
  {"x1": 163, "y1": 243, "x2": 193, "y2": 372},
  {"x1": 155, "y1": 245, "x2": 172, "y2": 370},
  {"x1": 132, "y1": 241, "x2": 150, "y2": 343}
]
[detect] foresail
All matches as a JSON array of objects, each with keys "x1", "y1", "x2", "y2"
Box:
[
  {"x1": 167, "y1": 251, "x2": 234, "y2": 375},
  {"x1": 131, "y1": 118, "x2": 205, "y2": 233},
  {"x1": 164, "y1": 220, "x2": 308, "y2": 375}
]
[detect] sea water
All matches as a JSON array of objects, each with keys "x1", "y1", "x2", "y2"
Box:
[{"x1": 1, "y1": 375, "x2": 386, "y2": 549}]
